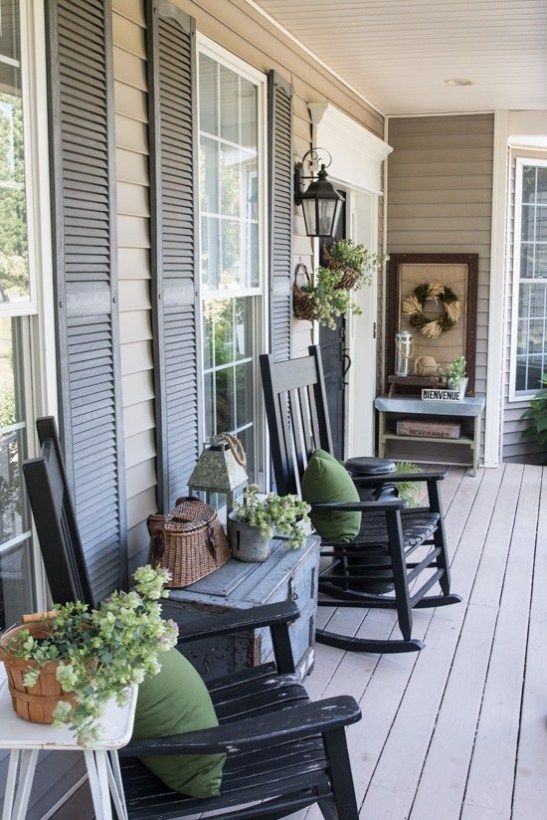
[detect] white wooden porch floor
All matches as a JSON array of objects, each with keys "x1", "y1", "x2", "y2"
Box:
[{"x1": 290, "y1": 463, "x2": 547, "y2": 820}]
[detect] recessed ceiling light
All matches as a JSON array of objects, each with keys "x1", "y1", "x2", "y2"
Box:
[{"x1": 444, "y1": 78, "x2": 474, "y2": 87}]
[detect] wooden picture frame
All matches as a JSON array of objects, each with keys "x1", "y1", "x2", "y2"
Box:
[{"x1": 386, "y1": 253, "x2": 478, "y2": 395}]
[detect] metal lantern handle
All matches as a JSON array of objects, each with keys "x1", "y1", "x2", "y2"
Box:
[{"x1": 300, "y1": 146, "x2": 333, "y2": 173}]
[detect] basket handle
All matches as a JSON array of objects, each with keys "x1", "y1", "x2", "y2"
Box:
[{"x1": 294, "y1": 262, "x2": 312, "y2": 289}]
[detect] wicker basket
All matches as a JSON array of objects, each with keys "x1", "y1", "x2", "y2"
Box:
[
  {"x1": 147, "y1": 496, "x2": 231, "y2": 588},
  {"x1": 293, "y1": 263, "x2": 318, "y2": 321},
  {"x1": 0, "y1": 614, "x2": 78, "y2": 725},
  {"x1": 322, "y1": 246, "x2": 360, "y2": 290}
]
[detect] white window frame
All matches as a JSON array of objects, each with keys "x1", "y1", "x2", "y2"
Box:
[
  {"x1": 196, "y1": 35, "x2": 269, "y2": 488},
  {"x1": 0, "y1": 0, "x2": 44, "y2": 317},
  {"x1": 509, "y1": 156, "x2": 547, "y2": 402},
  {"x1": 0, "y1": 0, "x2": 56, "y2": 665}
]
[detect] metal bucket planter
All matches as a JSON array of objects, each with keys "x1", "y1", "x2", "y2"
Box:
[
  {"x1": 447, "y1": 376, "x2": 469, "y2": 400},
  {"x1": 228, "y1": 515, "x2": 272, "y2": 563}
]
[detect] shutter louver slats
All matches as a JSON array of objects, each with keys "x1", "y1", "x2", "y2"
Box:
[
  {"x1": 268, "y1": 71, "x2": 294, "y2": 362},
  {"x1": 147, "y1": 0, "x2": 201, "y2": 513},
  {"x1": 47, "y1": 0, "x2": 127, "y2": 604}
]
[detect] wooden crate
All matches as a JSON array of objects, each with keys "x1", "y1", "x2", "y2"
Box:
[{"x1": 396, "y1": 419, "x2": 461, "y2": 439}]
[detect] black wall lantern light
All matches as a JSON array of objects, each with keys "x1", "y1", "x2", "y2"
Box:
[{"x1": 294, "y1": 148, "x2": 343, "y2": 238}]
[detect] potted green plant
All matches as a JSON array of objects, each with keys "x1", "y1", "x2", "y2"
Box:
[
  {"x1": 0, "y1": 565, "x2": 178, "y2": 748},
  {"x1": 228, "y1": 485, "x2": 311, "y2": 562},
  {"x1": 442, "y1": 355, "x2": 468, "y2": 399},
  {"x1": 323, "y1": 239, "x2": 388, "y2": 291},
  {"x1": 521, "y1": 374, "x2": 547, "y2": 455}
]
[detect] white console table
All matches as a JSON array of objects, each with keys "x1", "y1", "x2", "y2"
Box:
[{"x1": 375, "y1": 395, "x2": 486, "y2": 476}]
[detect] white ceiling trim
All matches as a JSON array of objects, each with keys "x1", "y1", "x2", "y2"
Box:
[
  {"x1": 311, "y1": 103, "x2": 392, "y2": 195},
  {"x1": 240, "y1": 0, "x2": 385, "y2": 116}
]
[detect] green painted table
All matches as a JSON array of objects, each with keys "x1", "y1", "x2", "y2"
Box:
[{"x1": 375, "y1": 395, "x2": 486, "y2": 476}]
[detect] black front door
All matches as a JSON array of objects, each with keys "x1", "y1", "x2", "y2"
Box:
[{"x1": 319, "y1": 192, "x2": 348, "y2": 460}]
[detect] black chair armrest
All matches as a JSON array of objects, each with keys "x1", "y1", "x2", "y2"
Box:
[
  {"x1": 162, "y1": 600, "x2": 300, "y2": 644},
  {"x1": 311, "y1": 499, "x2": 406, "y2": 513},
  {"x1": 351, "y1": 471, "x2": 446, "y2": 487},
  {"x1": 120, "y1": 696, "x2": 361, "y2": 756}
]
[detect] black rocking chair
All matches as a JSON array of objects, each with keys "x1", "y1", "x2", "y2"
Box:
[
  {"x1": 260, "y1": 346, "x2": 462, "y2": 655},
  {"x1": 22, "y1": 416, "x2": 361, "y2": 819}
]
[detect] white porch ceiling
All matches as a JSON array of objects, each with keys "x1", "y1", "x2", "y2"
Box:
[{"x1": 253, "y1": 0, "x2": 547, "y2": 115}]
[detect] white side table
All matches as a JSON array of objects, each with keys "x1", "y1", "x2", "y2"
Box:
[{"x1": 0, "y1": 679, "x2": 137, "y2": 820}]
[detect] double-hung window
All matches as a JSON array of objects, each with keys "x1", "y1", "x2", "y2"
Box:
[
  {"x1": 198, "y1": 41, "x2": 266, "y2": 482},
  {"x1": 510, "y1": 158, "x2": 547, "y2": 399},
  {"x1": 0, "y1": 0, "x2": 52, "y2": 630}
]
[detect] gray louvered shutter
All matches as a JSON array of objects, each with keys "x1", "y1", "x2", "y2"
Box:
[
  {"x1": 47, "y1": 0, "x2": 127, "y2": 603},
  {"x1": 147, "y1": 0, "x2": 201, "y2": 513},
  {"x1": 268, "y1": 71, "x2": 294, "y2": 362}
]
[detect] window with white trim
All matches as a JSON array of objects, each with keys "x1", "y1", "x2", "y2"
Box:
[
  {"x1": 0, "y1": 0, "x2": 51, "y2": 629},
  {"x1": 511, "y1": 159, "x2": 547, "y2": 398},
  {"x1": 198, "y1": 44, "x2": 266, "y2": 481}
]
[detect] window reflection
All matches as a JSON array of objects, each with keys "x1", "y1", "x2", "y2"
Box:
[
  {"x1": 199, "y1": 51, "x2": 262, "y2": 480},
  {"x1": 0, "y1": 0, "x2": 30, "y2": 306},
  {"x1": 0, "y1": 315, "x2": 34, "y2": 629},
  {"x1": 515, "y1": 164, "x2": 547, "y2": 393}
]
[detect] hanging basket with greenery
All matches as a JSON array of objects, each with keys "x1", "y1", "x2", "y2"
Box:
[
  {"x1": 293, "y1": 263, "x2": 362, "y2": 329},
  {"x1": 322, "y1": 239, "x2": 388, "y2": 291}
]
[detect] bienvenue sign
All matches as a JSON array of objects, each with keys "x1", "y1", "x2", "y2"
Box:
[{"x1": 422, "y1": 388, "x2": 461, "y2": 402}]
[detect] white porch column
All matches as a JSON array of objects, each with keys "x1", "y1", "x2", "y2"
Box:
[{"x1": 484, "y1": 110, "x2": 509, "y2": 467}]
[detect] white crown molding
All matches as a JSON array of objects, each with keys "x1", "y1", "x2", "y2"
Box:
[{"x1": 312, "y1": 103, "x2": 392, "y2": 195}]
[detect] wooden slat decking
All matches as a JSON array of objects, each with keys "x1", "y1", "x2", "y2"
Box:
[
  {"x1": 54, "y1": 464, "x2": 545, "y2": 820},
  {"x1": 291, "y1": 463, "x2": 546, "y2": 820}
]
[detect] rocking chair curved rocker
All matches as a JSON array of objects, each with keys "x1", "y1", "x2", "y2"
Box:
[{"x1": 260, "y1": 346, "x2": 462, "y2": 655}]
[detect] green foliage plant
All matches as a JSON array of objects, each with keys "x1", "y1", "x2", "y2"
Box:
[
  {"x1": 301, "y1": 265, "x2": 361, "y2": 330},
  {"x1": 521, "y1": 374, "x2": 547, "y2": 451},
  {"x1": 441, "y1": 355, "x2": 467, "y2": 388},
  {"x1": 2, "y1": 565, "x2": 178, "y2": 748},
  {"x1": 298, "y1": 241, "x2": 388, "y2": 330},
  {"x1": 232, "y1": 484, "x2": 311, "y2": 549},
  {"x1": 393, "y1": 461, "x2": 425, "y2": 508},
  {"x1": 327, "y1": 238, "x2": 389, "y2": 288}
]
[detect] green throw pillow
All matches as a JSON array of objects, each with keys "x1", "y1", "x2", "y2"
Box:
[
  {"x1": 301, "y1": 449, "x2": 361, "y2": 542},
  {"x1": 132, "y1": 648, "x2": 225, "y2": 797}
]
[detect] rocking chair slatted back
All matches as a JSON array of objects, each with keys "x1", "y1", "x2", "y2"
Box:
[
  {"x1": 260, "y1": 346, "x2": 332, "y2": 495},
  {"x1": 22, "y1": 416, "x2": 95, "y2": 608}
]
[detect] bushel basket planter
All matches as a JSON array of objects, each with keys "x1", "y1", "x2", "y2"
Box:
[{"x1": 0, "y1": 617, "x2": 78, "y2": 725}]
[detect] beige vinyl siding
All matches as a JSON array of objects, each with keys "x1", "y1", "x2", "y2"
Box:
[
  {"x1": 108, "y1": 0, "x2": 383, "y2": 573},
  {"x1": 502, "y1": 147, "x2": 547, "y2": 464},
  {"x1": 386, "y1": 114, "x2": 494, "y2": 458},
  {"x1": 113, "y1": 0, "x2": 156, "y2": 572}
]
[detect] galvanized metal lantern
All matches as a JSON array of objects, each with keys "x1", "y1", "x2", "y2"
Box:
[{"x1": 188, "y1": 434, "x2": 248, "y2": 512}]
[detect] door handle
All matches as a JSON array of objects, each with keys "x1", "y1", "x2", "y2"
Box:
[{"x1": 343, "y1": 351, "x2": 352, "y2": 385}]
